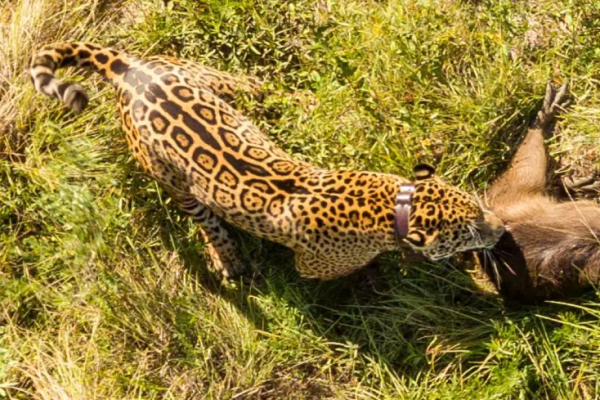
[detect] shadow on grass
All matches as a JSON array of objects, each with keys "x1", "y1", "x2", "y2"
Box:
[
  {"x1": 128, "y1": 183, "x2": 574, "y2": 381},
  {"x1": 116, "y1": 106, "x2": 599, "y2": 383}
]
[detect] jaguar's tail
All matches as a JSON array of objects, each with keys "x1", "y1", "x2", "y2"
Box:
[{"x1": 30, "y1": 42, "x2": 130, "y2": 113}]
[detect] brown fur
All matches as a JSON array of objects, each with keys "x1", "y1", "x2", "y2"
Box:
[{"x1": 477, "y1": 84, "x2": 600, "y2": 303}]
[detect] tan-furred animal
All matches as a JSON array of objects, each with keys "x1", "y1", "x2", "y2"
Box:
[{"x1": 30, "y1": 42, "x2": 505, "y2": 279}]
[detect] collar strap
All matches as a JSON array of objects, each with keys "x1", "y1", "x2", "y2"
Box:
[{"x1": 394, "y1": 184, "x2": 415, "y2": 241}]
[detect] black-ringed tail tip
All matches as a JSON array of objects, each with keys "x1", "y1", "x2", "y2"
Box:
[
  {"x1": 30, "y1": 43, "x2": 103, "y2": 113},
  {"x1": 30, "y1": 65, "x2": 89, "y2": 112}
]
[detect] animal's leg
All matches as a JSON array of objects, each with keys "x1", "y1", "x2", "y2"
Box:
[
  {"x1": 294, "y1": 250, "x2": 372, "y2": 280},
  {"x1": 487, "y1": 83, "x2": 570, "y2": 204},
  {"x1": 561, "y1": 173, "x2": 600, "y2": 196},
  {"x1": 178, "y1": 60, "x2": 264, "y2": 103},
  {"x1": 170, "y1": 192, "x2": 246, "y2": 278}
]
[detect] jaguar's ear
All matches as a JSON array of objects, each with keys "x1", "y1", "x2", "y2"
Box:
[
  {"x1": 413, "y1": 163, "x2": 436, "y2": 181},
  {"x1": 404, "y1": 228, "x2": 439, "y2": 249}
]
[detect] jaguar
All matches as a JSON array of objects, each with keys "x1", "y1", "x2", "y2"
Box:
[{"x1": 30, "y1": 42, "x2": 505, "y2": 279}]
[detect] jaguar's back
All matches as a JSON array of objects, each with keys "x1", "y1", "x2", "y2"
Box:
[{"x1": 30, "y1": 42, "x2": 504, "y2": 279}]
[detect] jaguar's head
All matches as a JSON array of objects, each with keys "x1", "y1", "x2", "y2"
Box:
[{"x1": 404, "y1": 164, "x2": 504, "y2": 260}]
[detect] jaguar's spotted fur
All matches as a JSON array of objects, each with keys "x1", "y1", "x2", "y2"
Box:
[{"x1": 30, "y1": 42, "x2": 505, "y2": 279}]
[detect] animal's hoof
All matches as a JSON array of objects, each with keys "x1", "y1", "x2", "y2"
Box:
[
  {"x1": 561, "y1": 173, "x2": 600, "y2": 199},
  {"x1": 535, "y1": 82, "x2": 571, "y2": 129}
]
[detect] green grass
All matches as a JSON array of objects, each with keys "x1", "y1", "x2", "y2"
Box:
[{"x1": 2, "y1": 0, "x2": 600, "y2": 398}]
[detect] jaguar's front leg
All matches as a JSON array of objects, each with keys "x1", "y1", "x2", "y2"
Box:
[
  {"x1": 294, "y1": 249, "x2": 374, "y2": 280},
  {"x1": 170, "y1": 192, "x2": 246, "y2": 278}
]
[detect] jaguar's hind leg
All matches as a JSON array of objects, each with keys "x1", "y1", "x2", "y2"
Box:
[
  {"x1": 199, "y1": 66, "x2": 263, "y2": 103},
  {"x1": 146, "y1": 55, "x2": 264, "y2": 102},
  {"x1": 177, "y1": 59, "x2": 263, "y2": 103},
  {"x1": 170, "y1": 192, "x2": 246, "y2": 278}
]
